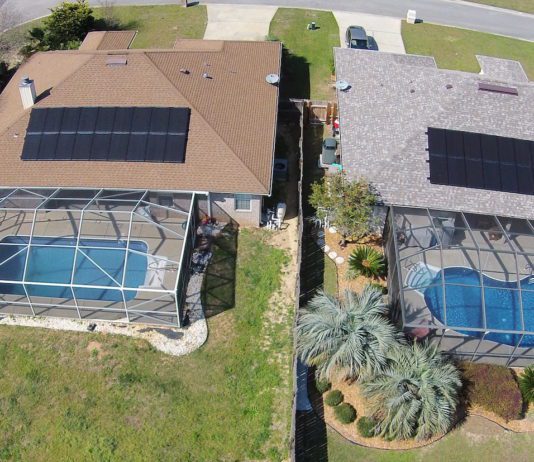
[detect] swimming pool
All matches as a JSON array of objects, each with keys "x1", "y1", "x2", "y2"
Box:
[
  {"x1": 423, "y1": 267, "x2": 534, "y2": 347},
  {"x1": 0, "y1": 236, "x2": 148, "y2": 302}
]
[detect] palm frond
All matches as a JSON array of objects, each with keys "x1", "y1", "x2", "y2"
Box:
[
  {"x1": 361, "y1": 341, "x2": 461, "y2": 441},
  {"x1": 296, "y1": 287, "x2": 401, "y2": 381}
]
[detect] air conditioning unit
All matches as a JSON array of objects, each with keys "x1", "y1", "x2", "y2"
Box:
[{"x1": 273, "y1": 158, "x2": 288, "y2": 181}]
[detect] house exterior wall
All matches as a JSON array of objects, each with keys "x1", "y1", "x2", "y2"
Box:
[{"x1": 210, "y1": 193, "x2": 262, "y2": 227}]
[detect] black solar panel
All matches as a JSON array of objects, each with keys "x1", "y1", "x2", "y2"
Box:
[
  {"x1": 22, "y1": 107, "x2": 190, "y2": 163},
  {"x1": 428, "y1": 127, "x2": 534, "y2": 195}
]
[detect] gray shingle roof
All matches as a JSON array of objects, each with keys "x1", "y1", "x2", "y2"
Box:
[{"x1": 334, "y1": 48, "x2": 534, "y2": 219}]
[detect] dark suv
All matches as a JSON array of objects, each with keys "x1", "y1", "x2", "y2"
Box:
[{"x1": 345, "y1": 26, "x2": 369, "y2": 49}]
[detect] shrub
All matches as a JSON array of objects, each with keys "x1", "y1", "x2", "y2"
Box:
[
  {"x1": 361, "y1": 342, "x2": 462, "y2": 441},
  {"x1": 334, "y1": 403, "x2": 356, "y2": 424},
  {"x1": 357, "y1": 416, "x2": 378, "y2": 438},
  {"x1": 309, "y1": 173, "x2": 377, "y2": 244},
  {"x1": 370, "y1": 281, "x2": 388, "y2": 294},
  {"x1": 315, "y1": 377, "x2": 331, "y2": 394},
  {"x1": 324, "y1": 389, "x2": 343, "y2": 407},
  {"x1": 348, "y1": 247, "x2": 385, "y2": 279},
  {"x1": 519, "y1": 365, "x2": 534, "y2": 404},
  {"x1": 462, "y1": 362, "x2": 522, "y2": 421},
  {"x1": 22, "y1": 0, "x2": 94, "y2": 54}
]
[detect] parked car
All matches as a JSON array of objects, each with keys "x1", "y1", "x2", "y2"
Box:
[
  {"x1": 345, "y1": 26, "x2": 369, "y2": 49},
  {"x1": 321, "y1": 138, "x2": 337, "y2": 165}
]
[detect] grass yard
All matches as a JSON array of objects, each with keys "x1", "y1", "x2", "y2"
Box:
[
  {"x1": 402, "y1": 21, "x2": 534, "y2": 80},
  {"x1": 465, "y1": 0, "x2": 534, "y2": 14},
  {"x1": 323, "y1": 256, "x2": 338, "y2": 296},
  {"x1": 0, "y1": 5, "x2": 207, "y2": 64},
  {"x1": 93, "y1": 5, "x2": 207, "y2": 49},
  {"x1": 327, "y1": 426, "x2": 534, "y2": 462},
  {"x1": 269, "y1": 8, "x2": 340, "y2": 100},
  {"x1": 0, "y1": 230, "x2": 294, "y2": 461}
]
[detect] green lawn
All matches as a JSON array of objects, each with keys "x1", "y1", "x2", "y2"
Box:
[
  {"x1": 466, "y1": 0, "x2": 534, "y2": 14},
  {"x1": 269, "y1": 8, "x2": 340, "y2": 100},
  {"x1": 93, "y1": 5, "x2": 207, "y2": 49},
  {"x1": 327, "y1": 426, "x2": 534, "y2": 462},
  {"x1": 0, "y1": 5, "x2": 207, "y2": 64},
  {"x1": 323, "y1": 255, "x2": 338, "y2": 296},
  {"x1": 402, "y1": 21, "x2": 534, "y2": 80},
  {"x1": 0, "y1": 230, "x2": 294, "y2": 461}
]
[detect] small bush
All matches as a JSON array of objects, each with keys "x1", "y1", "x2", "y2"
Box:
[
  {"x1": 462, "y1": 362, "x2": 522, "y2": 421},
  {"x1": 348, "y1": 246, "x2": 385, "y2": 279},
  {"x1": 324, "y1": 389, "x2": 343, "y2": 407},
  {"x1": 357, "y1": 416, "x2": 377, "y2": 438},
  {"x1": 519, "y1": 365, "x2": 534, "y2": 404},
  {"x1": 334, "y1": 403, "x2": 356, "y2": 424},
  {"x1": 315, "y1": 377, "x2": 331, "y2": 394},
  {"x1": 369, "y1": 282, "x2": 388, "y2": 295}
]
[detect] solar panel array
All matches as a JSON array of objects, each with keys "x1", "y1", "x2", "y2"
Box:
[
  {"x1": 428, "y1": 127, "x2": 534, "y2": 195},
  {"x1": 21, "y1": 107, "x2": 190, "y2": 163}
]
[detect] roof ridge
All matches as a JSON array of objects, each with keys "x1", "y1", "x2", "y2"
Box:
[
  {"x1": 144, "y1": 51, "x2": 267, "y2": 193},
  {"x1": 0, "y1": 52, "x2": 93, "y2": 135}
]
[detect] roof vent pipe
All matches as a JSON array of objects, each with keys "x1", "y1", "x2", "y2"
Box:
[{"x1": 19, "y1": 76, "x2": 36, "y2": 110}]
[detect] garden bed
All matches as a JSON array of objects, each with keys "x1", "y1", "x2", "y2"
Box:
[
  {"x1": 324, "y1": 230, "x2": 386, "y2": 294},
  {"x1": 319, "y1": 380, "x2": 445, "y2": 450},
  {"x1": 469, "y1": 406, "x2": 534, "y2": 432}
]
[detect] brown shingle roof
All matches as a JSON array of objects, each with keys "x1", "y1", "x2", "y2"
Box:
[
  {"x1": 0, "y1": 40, "x2": 281, "y2": 195},
  {"x1": 79, "y1": 31, "x2": 137, "y2": 51}
]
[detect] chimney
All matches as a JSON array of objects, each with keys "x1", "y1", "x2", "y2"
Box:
[{"x1": 19, "y1": 76, "x2": 36, "y2": 109}]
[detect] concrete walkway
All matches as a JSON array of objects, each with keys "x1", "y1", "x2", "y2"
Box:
[
  {"x1": 333, "y1": 11, "x2": 405, "y2": 54},
  {"x1": 204, "y1": 4, "x2": 278, "y2": 41}
]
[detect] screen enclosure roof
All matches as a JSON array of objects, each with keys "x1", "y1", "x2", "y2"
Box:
[{"x1": 0, "y1": 188, "x2": 195, "y2": 295}]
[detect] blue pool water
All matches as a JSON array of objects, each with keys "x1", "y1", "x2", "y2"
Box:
[
  {"x1": 424, "y1": 267, "x2": 534, "y2": 347},
  {"x1": 0, "y1": 236, "x2": 147, "y2": 302}
]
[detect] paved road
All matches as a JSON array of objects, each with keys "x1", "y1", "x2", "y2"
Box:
[{"x1": 5, "y1": 0, "x2": 534, "y2": 41}]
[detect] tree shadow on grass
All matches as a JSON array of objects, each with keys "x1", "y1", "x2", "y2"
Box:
[
  {"x1": 201, "y1": 223, "x2": 238, "y2": 318},
  {"x1": 93, "y1": 17, "x2": 139, "y2": 31}
]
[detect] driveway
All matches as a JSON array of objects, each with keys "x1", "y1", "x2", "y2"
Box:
[
  {"x1": 204, "y1": 4, "x2": 277, "y2": 40},
  {"x1": 333, "y1": 11, "x2": 405, "y2": 54}
]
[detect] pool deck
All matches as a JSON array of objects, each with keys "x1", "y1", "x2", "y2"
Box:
[{"x1": 0, "y1": 208, "x2": 187, "y2": 323}]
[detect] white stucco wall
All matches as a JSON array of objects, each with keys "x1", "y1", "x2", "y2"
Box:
[{"x1": 210, "y1": 193, "x2": 262, "y2": 227}]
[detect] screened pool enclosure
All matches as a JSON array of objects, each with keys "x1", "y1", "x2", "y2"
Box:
[
  {"x1": 0, "y1": 188, "x2": 203, "y2": 327},
  {"x1": 386, "y1": 206, "x2": 534, "y2": 366}
]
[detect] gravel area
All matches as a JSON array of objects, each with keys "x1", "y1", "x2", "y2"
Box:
[{"x1": 0, "y1": 273, "x2": 208, "y2": 357}]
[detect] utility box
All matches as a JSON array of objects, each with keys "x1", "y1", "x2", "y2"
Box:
[{"x1": 407, "y1": 10, "x2": 417, "y2": 24}]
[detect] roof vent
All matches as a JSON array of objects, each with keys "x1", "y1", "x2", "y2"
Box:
[
  {"x1": 265, "y1": 73, "x2": 280, "y2": 85},
  {"x1": 478, "y1": 82, "x2": 518, "y2": 95},
  {"x1": 106, "y1": 55, "x2": 127, "y2": 66},
  {"x1": 180, "y1": 68, "x2": 190, "y2": 74},
  {"x1": 446, "y1": 84, "x2": 453, "y2": 90},
  {"x1": 202, "y1": 72, "x2": 212, "y2": 79}
]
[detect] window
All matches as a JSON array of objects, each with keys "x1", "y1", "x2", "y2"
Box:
[{"x1": 234, "y1": 194, "x2": 252, "y2": 211}]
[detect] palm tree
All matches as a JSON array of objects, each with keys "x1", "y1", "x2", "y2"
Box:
[
  {"x1": 519, "y1": 364, "x2": 534, "y2": 404},
  {"x1": 296, "y1": 285, "x2": 402, "y2": 381},
  {"x1": 361, "y1": 341, "x2": 462, "y2": 441}
]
